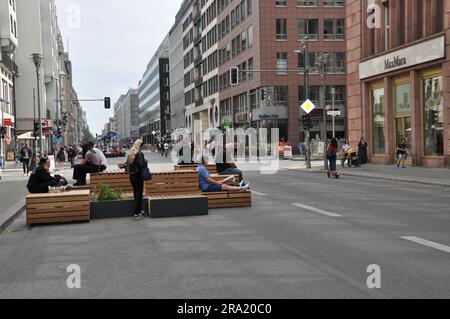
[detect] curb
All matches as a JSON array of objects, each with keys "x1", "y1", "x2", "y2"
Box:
[
  {"x1": 341, "y1": 172, "x2": 450, "y2": 188},
  {"x1": 0, "y1": 199, "x2": 26, "y2": 234},
  {"x1": 303, "y1": 168, "x2": 450, "y2": 187}
]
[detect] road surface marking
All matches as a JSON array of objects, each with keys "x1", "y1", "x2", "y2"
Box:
[
  {"x1": 400, "y1": 236, "x2": 450, "y2": 254},
  {"x1": 291, "y1": 203, "x2": 342, "y2": 217},
  {"x1": 252, "y1": 190, "x2": 268, "y2": 196}
]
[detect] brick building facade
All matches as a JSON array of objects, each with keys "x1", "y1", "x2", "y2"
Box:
[
  {"x1": 347, "y1": 0, "x2": 450, "y2": 167},
  {"x1": 217, "y1": 0, "x2": 347, "y2": 147}
]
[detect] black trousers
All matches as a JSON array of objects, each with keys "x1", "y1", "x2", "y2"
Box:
[
  {"x1": 130, "y1": 173, "x2": 144, "y2": 215},
  {"x1": 73, "y1": 164, "x2": 103, "y2": 184},
  {"x1": 22, "y1": 159, "x2": 30, "y2": 174}
]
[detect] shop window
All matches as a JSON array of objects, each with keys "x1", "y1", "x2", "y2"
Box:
[
  {"x1": 423, "y1": 75, "x2": 444, "y2": 157},
  {"x1": 371, "y1": 87, "x2": 385, "y2": 154}
]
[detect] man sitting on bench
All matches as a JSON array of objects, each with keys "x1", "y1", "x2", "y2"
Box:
[
  {"x1": 215, "y1": 145, "x2": 245, "y2": 184},
  {"x1": 73, "y1": 142, "x2": 108, "y2": 186},
  {"x1": 197, "y1": 157, "x2": 249, "y2": 192}
]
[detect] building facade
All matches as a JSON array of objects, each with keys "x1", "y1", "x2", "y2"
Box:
[
  {"x1": 14, "y1": 0, "x2": 81, "y2": 153},
  {"x1": 0, "y1": 0, "x2": 18, "y2": 160},
  {"x1": 217, "y1": 0, "x2": 347, "y2": 147},
  {"x1": 114, "y1": 88, "x2": 139, "y2": 144},
  {"x1": 138, "y1": 35, "x2": 171, "y2": 144},
  {"x1": 169, "y1": 0, "x2": 192, "y2": 133},
  {"x1": 347, "y1": 0, "x2": 450, "y2": 167},
  {"x1": 183, "y1": 0, "x2": 220, "y2": 134}
]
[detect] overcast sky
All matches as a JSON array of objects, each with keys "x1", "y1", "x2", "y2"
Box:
[{"x1": 56, "y1": 0, "x2": 184, "y2": 135}]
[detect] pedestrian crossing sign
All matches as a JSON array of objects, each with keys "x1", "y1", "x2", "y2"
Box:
[{"x1": 301, "y1": 99, "x2": 316, "y2": 114}]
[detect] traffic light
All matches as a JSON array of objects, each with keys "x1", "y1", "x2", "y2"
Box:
[
  {"x1": 56, "y1": 127, "x2": 62, "y2": 138},
  {"x1": 260, "y1": 89, "x2": 267, "y2": 101},
  {"x1": 33, "y1": 120, "x2": 40, "y2": 137},
  {"x1": 230, "y1": 67, "x2": 239, "y2": 86},
  {"x1": 0, "y1": 126, "x2": 6, "y2": 139},
  {"x1": 302, "y1": 114, "x2": 313, "y2": 130},
  {"x1": 104, "y1": 97, "x2": 111, "y2": 109}
]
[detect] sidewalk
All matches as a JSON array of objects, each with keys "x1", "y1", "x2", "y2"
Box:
[{"x1": 313, "y1": 164, "x2": 450, "y2": 187}]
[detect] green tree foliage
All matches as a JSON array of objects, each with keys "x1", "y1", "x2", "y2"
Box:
[{"x1": 82, "y1": 127, "x2": 96, "y2": 144}]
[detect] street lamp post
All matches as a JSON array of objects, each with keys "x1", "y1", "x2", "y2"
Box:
[
  {"x1": 31, "y1": 53, "x2": 43, "y2": 157},
  {"x1": 317, "y1": 54, "x2": 329, "y2": 171},
  {"x1": 295, "y1": 35, "x2": 312, "y2": 169},
  {"x1": 331, "y1": 87, "x2": 336, "y2": 138}
]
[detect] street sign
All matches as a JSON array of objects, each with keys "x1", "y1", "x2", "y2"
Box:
[
  {"x1": 327, "y1": 111, "x2": 341, "y2": 117},
  {"x1": 283, "y1": 146, "x2": 293, "y2": 159},
  {"x1": 301, "y1": 99, "x2": 316, "y2": 114},
  {"x1": 3, "y1": 118, "x2": 12, "y2": 126},
  {"x1": 152, "y1": 131, "x2": 157, "y2": 136}
]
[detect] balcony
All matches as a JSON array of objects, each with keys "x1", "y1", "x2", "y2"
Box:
[{"x1": 0, "y1": 49, "x2": 18, "y2": 73}]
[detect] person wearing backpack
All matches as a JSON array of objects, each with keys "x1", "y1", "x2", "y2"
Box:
[{"x1": 118, "y1": 139, "x2": 150, "y2": 220}]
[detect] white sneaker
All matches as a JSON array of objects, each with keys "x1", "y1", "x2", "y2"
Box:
[
  {"x1": 239, "y1": 180, "x2": 245, "y2": 187},
  {"x1": 241, "y1": 183, "x2": 250, "y2": 190}
]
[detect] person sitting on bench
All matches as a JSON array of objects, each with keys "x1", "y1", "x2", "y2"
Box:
[
  {"x1": 197, "y1": 157, "x2": 249, "y2": 192},
  {"x1": 27, "y1": 157, "x2": 71, "y2": 194},
  {"x1": 215, "y1": 145, "x2": 245, "y2": 184},
  {"x1": 73, "y1": 143, "x2": 107, "y2": 186}
]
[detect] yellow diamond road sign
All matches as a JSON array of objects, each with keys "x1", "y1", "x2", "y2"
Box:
[{"x1": 301, "y1": 99, "x2": 316, "y2": 114}]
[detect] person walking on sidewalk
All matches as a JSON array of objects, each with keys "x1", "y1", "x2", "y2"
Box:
[
  {"x1": 358, "y1": 137, "x2": 368, "y2": 166},
  {"x1": 397, "y1": 138, "x2": 408, "y2": 168},
  {"x1": 57, "y1": 146, "x2": 66, "y2": 170},
  {"x1": 20, "y1": 144, "x2": 32, "y2": 176},
  {"x1": 327, "y1": 138, "x2": 339, "y2": 178},
  {"x1": 118, "y1": 139, "x2": 148, "y2": 220}
]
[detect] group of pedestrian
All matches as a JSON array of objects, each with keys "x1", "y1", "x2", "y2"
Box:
[{"x1": 326, "y1": 137, "x2": 369, "y2": 178}]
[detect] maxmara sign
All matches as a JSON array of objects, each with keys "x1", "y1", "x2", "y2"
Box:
[{"x1": 359, "y1": 36, "x2": 445, "y2": 79}]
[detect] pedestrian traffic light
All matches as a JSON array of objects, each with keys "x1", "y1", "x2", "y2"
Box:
[
  {"x1": 104, "y1": 97, "x2": 111, "y2": 109},
  {"x1": 260, "y1": 89, "x2": 267, "y2": 101},
  {"x1": 230, "y1": 67, "x2": 239, "y2": 86},
  {"x1": 56, "y1": 127, "x2": 62, "y2": 138}
]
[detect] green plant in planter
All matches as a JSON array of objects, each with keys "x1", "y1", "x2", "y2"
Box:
[{"x1": 93, "y1": 183, "x2": 125, "y2": 202}]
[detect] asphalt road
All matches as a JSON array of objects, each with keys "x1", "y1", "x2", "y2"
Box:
[{"x1": 0, "y1": 153, "x2": 449, "y2": 299}]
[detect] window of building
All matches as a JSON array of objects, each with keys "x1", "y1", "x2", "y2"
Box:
[
  {"x1": 298, "y1": 19, "x2": 319, "y2": 40},
  {"x1": 276, "y1": 19, "x2": 287, "y2": 40},
  {"x1": 423, "y1": 75, "x2": 444, "y2": 157},
  {"x1": 276, "y1": 52, "x2": 288, "y2": 75}
]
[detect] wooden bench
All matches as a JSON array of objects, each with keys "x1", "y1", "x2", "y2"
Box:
[
  {"x1": 26, "y1": 190, "x2": 90, "y2": 226},
  {"x1": 174, "y1": 164, "x2": 218, "y2": 174},
  {"x1": 202, "y1": 190, "x2": 252, "y2": 209},
  {"x1": 145, "y1": 171, "x2": 208, "y2": 218},
  {"x1": 90, "y1": 171, "x2": 137, "y2": 193}
]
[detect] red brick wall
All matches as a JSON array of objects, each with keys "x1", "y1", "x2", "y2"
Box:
[{"x1": 346, "y1": 0, "x2": 363, "y2": 147}]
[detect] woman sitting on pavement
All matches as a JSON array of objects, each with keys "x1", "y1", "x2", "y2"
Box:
[
  {"x1": 197, "y1": 156, "x2": 249, "y2": 192},
  {"x1": 27, "y1": 157, "x2": 71, "y2": 194}
]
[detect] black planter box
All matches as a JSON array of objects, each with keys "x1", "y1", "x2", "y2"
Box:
[
  {"x1": 91, "y1": 198, "x2": 149, "y2": 220},
  {"x1": 150, "y1": 197, "x2": 208, "y2": 218}
]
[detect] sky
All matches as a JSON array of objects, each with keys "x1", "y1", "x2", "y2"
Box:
[{"x1": 56, "y1": 0, "x2": 184, "y2": 136}]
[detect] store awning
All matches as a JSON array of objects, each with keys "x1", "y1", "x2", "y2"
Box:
[{"x1": 18, "y1": 132, "x2": 46, "y2": 140}]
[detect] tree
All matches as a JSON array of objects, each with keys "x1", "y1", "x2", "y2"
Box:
[{"x1": 82, "y1": 127, "x2": 96, "y2": 144}]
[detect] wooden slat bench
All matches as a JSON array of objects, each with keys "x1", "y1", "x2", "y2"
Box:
[
  {"x1": 26, "y1": 190, "x2": 90, "y2": 226},
  {"x1": 145, "y1": 171, "x2": 208, "y2": 218},
  {"x1": 174, "y1": 164, "x2": 218, "y2": 174},
  {"x1": 90, "y1": 171, "x2": 137, "y2": 194},
  {"x1": 203, "y1": 190, "x2": 252, "y2": 209}
]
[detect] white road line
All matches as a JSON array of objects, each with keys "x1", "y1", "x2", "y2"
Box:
[
  {"x1": 400, "y1": 236, "x2": 450, "y2": 254},
  {"x1": 252, "y1": 190, "x2": 268, "y2": 196},
  {"x1": 291, "y1": 203, "x2": 342, "y2": 218}
]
